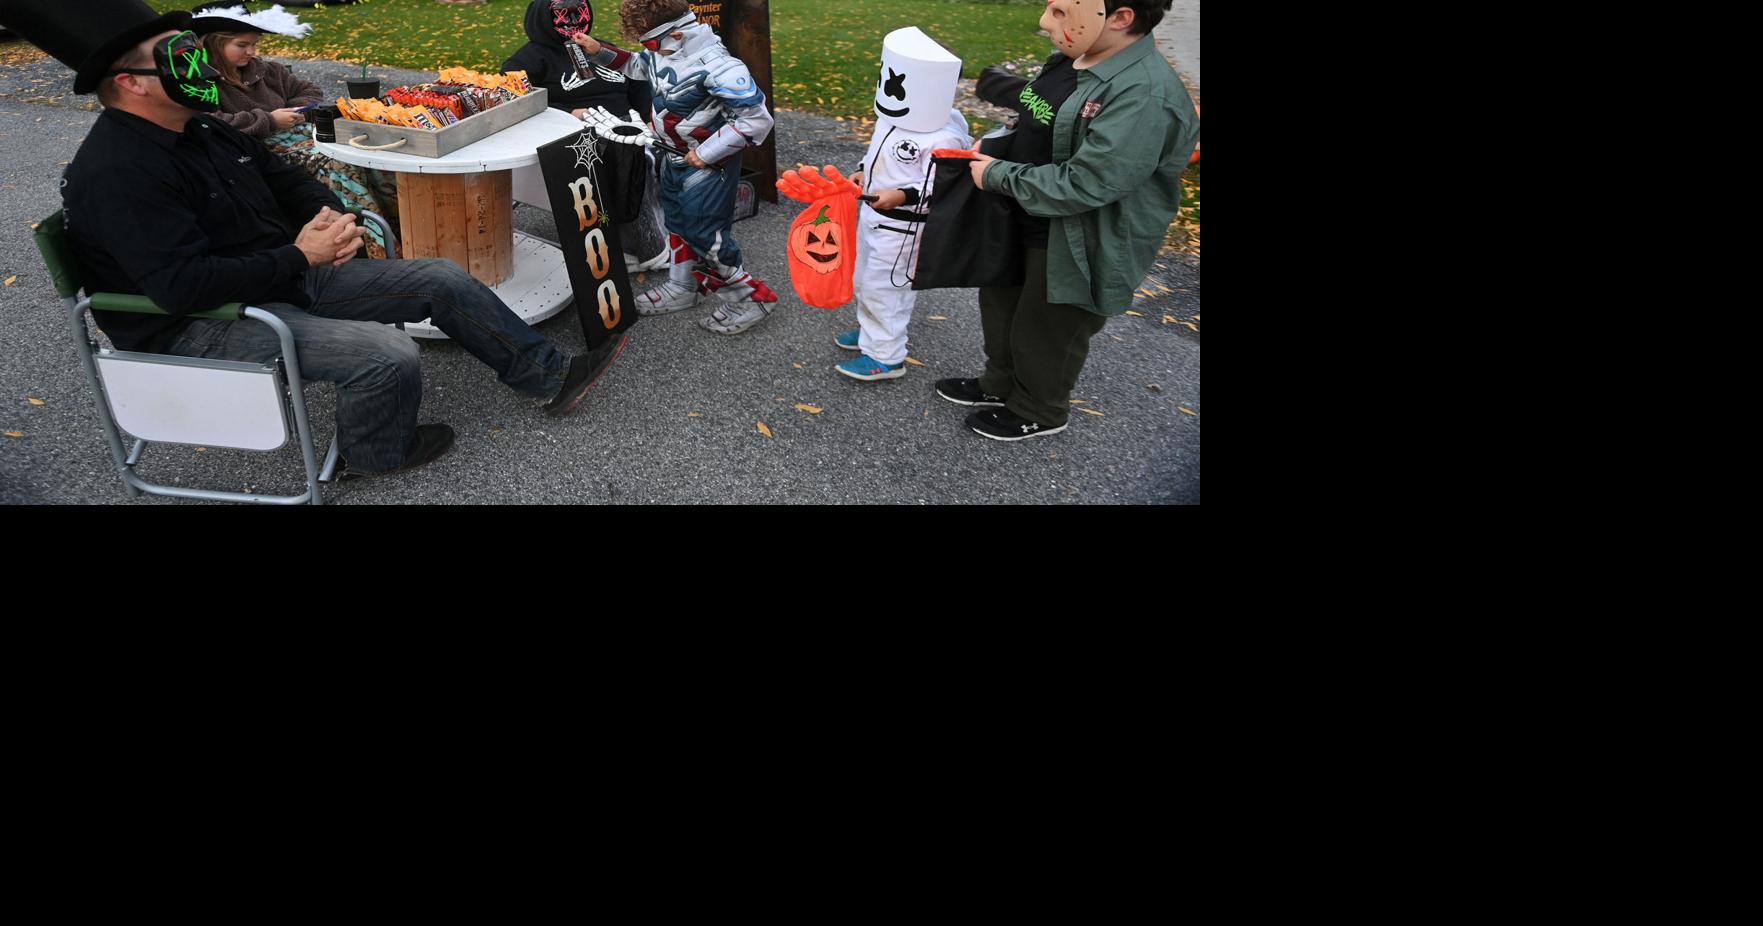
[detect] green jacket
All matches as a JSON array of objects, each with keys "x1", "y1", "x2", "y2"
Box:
[{"x1": 981, "y1": 37, "x2": 1198, "y2": 316}]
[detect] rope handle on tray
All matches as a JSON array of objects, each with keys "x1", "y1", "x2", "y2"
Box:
[{"x1": 348, "y1": 135, "x2": 408, "y2": 151}]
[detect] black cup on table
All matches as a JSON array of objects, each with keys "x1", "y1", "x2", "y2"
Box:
[
  {"x1": 345, "y1": 78, "x2": 380, "y2": 100},
  {"x1": 311, "y1": 104, "x2": 340, "y2": 143}
]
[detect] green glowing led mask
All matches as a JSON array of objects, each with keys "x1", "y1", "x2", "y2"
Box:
[{"x1": 152, "y1": 30, "x2": 220, "y2": 111}]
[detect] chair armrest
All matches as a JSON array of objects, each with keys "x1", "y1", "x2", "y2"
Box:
[
  {"x1": 344, "y1": 206, "x2": 398, "y2": 259},
  {"x1": 88, "y1": 293, "x2": 244, "y2": 321}
]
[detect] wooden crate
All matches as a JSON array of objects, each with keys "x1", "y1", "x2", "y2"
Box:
[{"x1": 334, "y1": 88, "x2": 549, "y2": 159}]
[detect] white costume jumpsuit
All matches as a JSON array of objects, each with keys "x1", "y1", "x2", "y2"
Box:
[{"x1": 854, "y1": 108, "x2": 971, "y2": 366}]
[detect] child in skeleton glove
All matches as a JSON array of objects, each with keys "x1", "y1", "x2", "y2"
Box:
[{"x1": 569, "y1": 0, "x2": 778, "y2": 336}]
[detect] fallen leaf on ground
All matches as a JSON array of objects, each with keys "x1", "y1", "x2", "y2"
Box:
[
  {"x1": 791, "y1": 362, "x2": 803, "y2": 369},
  {"x1": 687, "y1": 412, "x2": 702, "y2": 418},
  {"x1": 757, "y1": 421, "x2": 773, "y2": 438},
  {"x1": 1075, "y1": 407, "x2": 1105, "y2": 417},
  {"x1": 928, "y1": 315, "x2": 947, "y2": 320},
  {"x1": 1124, "y1": 310, "x2": 1146, "y2": 317},
  {"x1": 28, "y1": 398, "x2": 44, "y2": 406},
  {"x1": 903, "y1": 357, "x2": 926, "y2": 367},
  {"x1": 1179, "y1": 407, "x2": 1198, "y2": 416},
  {"x1": 3, "y1": 276, "x2": 15, "y2": 286},
  {"x1": 1182, "y1": 321, "x2": 1199, "y2": 332},
  {"x1": 3, "y1": 431, "x2": 21, "y2": 438},
  {"x1": 794, "y1": 404, "x2": 822, "y2": 414}
]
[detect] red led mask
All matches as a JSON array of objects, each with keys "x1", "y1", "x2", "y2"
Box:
[{"x1": 551, "y1": 0, "x2": 593, "y2": 39}]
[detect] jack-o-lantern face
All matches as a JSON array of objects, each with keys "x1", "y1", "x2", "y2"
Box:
[{"x1": 791, "y1": 205, "x2": 844, "y2": 274}]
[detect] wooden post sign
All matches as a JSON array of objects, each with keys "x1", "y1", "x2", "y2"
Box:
[
  {"x1": 535, "y1": 130, "x2": 641, "y2": 349},
  {"x1": 691, "y1": 0, "x2": 777, "y2": 203}
]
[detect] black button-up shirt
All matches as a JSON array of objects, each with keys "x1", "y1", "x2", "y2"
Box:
[{"x1": 61, "y1": 108, "x2": 340, "y2": 352}]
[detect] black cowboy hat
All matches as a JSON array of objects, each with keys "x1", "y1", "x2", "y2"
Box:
[{"x1": 0, "y1": 0, "x2": 192, "y2": 95}]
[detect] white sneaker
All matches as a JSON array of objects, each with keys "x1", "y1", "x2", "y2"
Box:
[
  {"x1": 637, "y1": 280, "x2": 700, "y2": 316},
  {"x1": 699, "y1": 298, "x2": 773, "y2": 335}
]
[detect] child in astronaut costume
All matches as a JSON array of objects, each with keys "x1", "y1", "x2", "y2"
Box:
[
  {"x1": 569, "y1": 0, "x2": 777, "y2": 335},
  {"x1": 834, "y1": 28, "x2": 971, "y2": 381}
]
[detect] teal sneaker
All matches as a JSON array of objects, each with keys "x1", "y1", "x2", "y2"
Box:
[
  {"x1": 836, "y1": 354, "x2": 907, "y2": 381},
  {"x1": 834, "y1": 328, "x2": 861, "y2": 351}
]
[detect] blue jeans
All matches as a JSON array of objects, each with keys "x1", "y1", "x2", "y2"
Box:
[
  {"x1": 163, "y1": 258, "x2": 569, "y2": 473},
  {"x1": 660, "y1": 157, "x2": 743, "y2": 270}
]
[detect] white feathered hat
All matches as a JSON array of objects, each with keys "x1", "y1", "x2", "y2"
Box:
[{"x1": 188, "y1": 3, "x2": 314, "y2": 38}]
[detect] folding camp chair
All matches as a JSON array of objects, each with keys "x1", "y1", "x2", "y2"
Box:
[{"x1": 30, "y1": 208, "x2": 397, "y2": 506}]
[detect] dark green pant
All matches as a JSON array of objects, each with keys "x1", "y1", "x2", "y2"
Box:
[{"x1": 978, "y1": 249, "x2": 1109, "y2": 428}]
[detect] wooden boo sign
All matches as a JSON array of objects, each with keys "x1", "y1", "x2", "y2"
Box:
[{"x1": 535, "y1": 131, "x2": 638, "y2": 349}]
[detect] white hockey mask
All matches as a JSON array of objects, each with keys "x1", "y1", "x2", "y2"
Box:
[
  {"x1": 873, "y1": 27, "x2": 961, "y2": 134},
  {"x1": 1040, "y1": 0, "x2": 1110, "y2": 58}
]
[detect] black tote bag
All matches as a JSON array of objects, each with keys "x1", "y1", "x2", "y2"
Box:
[{"x1": 911, "y1": 132, "x2": 1022, "y2": 291}]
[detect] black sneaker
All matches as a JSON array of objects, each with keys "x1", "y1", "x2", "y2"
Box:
[
  {"x1": 935, "y1": 377, "x2": 1006, "y2": 407},
  {"x1": 338, "y1": 423, "x2": 456, "y2": 480},
  {"x1": 966, "y1": 407, "x2": 1065, "y2": 441},
  {"x1": 545, "y1": 332, "x2": 630, "y2": 417}
]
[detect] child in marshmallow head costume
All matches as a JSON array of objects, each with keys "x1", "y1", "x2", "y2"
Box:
[{"x1": 834, "y1": 27, "x2": 970, "y2": 381}]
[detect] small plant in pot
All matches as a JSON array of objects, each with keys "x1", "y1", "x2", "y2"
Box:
[{"x1": 345, "y1": 63, "x2": 379, "y2": 100}]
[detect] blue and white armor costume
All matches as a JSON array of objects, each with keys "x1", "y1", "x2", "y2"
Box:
[{"x1": 592, "y1": 11, "x2": 779, "y2": 334}]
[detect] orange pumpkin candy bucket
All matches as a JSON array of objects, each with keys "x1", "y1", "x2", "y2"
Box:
[{"x1": 776, "y1": 165, "x2": 861, "y2": 309}]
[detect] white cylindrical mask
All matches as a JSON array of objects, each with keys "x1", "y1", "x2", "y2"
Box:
[{"x1": 874, "y1": 27, "x2": 961, "y2": 134}]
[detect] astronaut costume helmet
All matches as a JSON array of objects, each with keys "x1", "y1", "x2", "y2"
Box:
[{"x1": 873, "y1": 27, "x2": 961, "y2": 135}]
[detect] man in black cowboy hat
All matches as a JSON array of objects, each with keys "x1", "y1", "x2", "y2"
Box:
[{"x1": 0, "y1": 0, "x2": 627, "y2": 479}]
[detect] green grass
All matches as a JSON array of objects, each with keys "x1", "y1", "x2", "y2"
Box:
[
  {"x1": 769, "y1": 2, "x2": 1049, "y2": 115},
  {"x1": 144, "y1": 0, "x2": 1052, "y2": 120}
]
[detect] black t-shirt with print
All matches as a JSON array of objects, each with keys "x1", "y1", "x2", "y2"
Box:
[{"x1": 1003, "y1": 57, "x2": 1077, "y2": 247}]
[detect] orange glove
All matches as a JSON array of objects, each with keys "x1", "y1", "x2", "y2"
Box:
[{"x1": 776, "y1": 164, "x2": 860, "y2": 204}]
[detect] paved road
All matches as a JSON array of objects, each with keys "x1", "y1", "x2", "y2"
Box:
[{"x1": 1156, "y1": 0, "x2": 1200, "y2": 94}]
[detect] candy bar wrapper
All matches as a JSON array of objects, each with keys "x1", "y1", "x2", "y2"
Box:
[
  {"x1": 565, "y1": 42, "x2": 594, "y2": 81},
  {"x1": 352, "y1": 99, "x2": 387, "y2": 123},
  {"x1": 437, "y1": 66, "x2": 532, "y2": 96}
]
